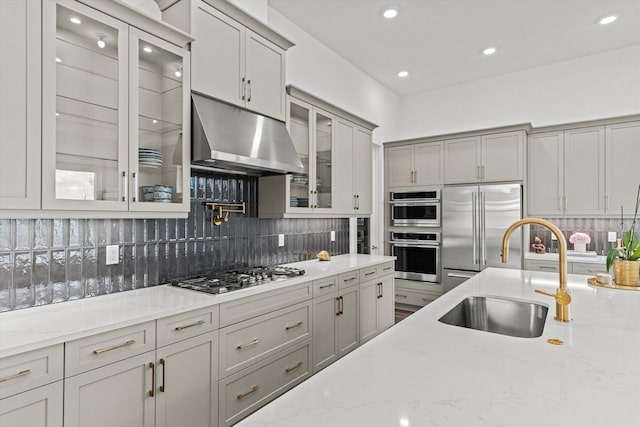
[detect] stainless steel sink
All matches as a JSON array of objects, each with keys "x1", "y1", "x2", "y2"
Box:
[{"x1": 438, "y1": 296, "x2": 548, "y2": 338}]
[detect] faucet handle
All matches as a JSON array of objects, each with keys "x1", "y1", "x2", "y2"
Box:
[{"x1": 535, "y1": 288, "x2": 571, "y2": 305}]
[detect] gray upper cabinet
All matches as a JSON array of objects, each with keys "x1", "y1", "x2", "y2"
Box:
[
  {"x1": 528, "y1": 126, "x2": 606, "y2": 216},
  {"x1": 165, "y1": 0, "x2": 293, "y2": 121},
  {"x1": 605, "y1": 121, "x2": 640, "y2": 215},
  {"x1": 444, "y1": 131, "x2": 525, "y2": 184},
  {"x1": 385, "y1": 141, "x2": 444, "y2": 189},
  {"x1": 40, "y1": 0, "x2": 191, "y2": 215},
  {"x1": 0, "y1": 1, "x2": 41, "y2": 211}
]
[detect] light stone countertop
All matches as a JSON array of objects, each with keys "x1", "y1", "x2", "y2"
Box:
[
  {"x1": 0, "y1": 254, "x2": 395, "y2": 359},
  {"x1": 236, "y1": 267, "x2": 640, "y2": 427}
]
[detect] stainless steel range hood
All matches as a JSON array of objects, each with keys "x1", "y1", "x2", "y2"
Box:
[{"x1": 191, "y1": 93, "x2": 303, "y2": 175}]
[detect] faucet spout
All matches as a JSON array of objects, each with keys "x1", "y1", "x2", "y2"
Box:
[{"x1": 502, "y1": 218, "x2": 571, "y2": 322}]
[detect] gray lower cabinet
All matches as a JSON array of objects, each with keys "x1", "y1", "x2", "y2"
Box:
[{"x1": 0, "y1": 381, "x2": 63, "y2": 427}]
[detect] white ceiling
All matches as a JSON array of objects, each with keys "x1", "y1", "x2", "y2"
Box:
[{"x1": 267, "y1": 0, "x2": 640, "y2": 97}]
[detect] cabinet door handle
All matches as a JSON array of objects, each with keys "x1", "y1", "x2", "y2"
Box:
[
  {"x1": 482, "y1": 165, "x2": 485, "y2": 179},
  {"x1": 285, "y1": 361, "x2": 303, "y2": 374},
  {"x1": 0, "y1": 369, "x2": 31, "y2": 383},
  {"x1": 93, "y1": 339, "x2": 136, "y2": 355},
  {"x1": 247, "y1": 79, "x2": 252, "y2": 102},
  {"x1": 382, "y1": 266, "x2": 393, "y2": 272},
  {"x1": 241, "y1": 77, "x2": 246, "y2": 100},
  {"x1": 236, "y1": 338, "x2": 260, "y2": 350},
  {"x1": 539, "y1": 265, "x2": 558, "y2": 271},
  {"x1": 343, "y1": 276, "x2": 357, "y2": 283},
  {"x1": 336, "y1": 296, "x2": 341, "y2": 316},
  {"x1": 121, "y1": 171, "x2": 127, "y2": 202},
  {"x1": 132, "y1": 172, "x2": 138, "y2": 202},
  {"x1": 159, "y1": 358, "x2": 166, "y2": 393},
  {"x1": 356, "y1": 194, "x2": 360, "y2": 210},
  {"x1": 149, "y1": 362, "x2": 155, "y2": 397},
  {"x1": 364, "y1": 271, "x2": 376, "y2": 276},
  {"x1": 237, "y1": 384, "x2": 260, "y2": 400},
  {"x1": 340, "y1": 296, "x2": 344, "y2": 314},
  {"x1": 319, "y1": 283, "x2": 335, "y2": 289},
  {"x1": 174, "y1": 320, "x2": 205, "y2": 331},
  {"x1": 285, "y1": 321, "x2": 304, "y2": 331},
  {"x1": 395, "y1": 294, "x2": 407, "y2": 298}
]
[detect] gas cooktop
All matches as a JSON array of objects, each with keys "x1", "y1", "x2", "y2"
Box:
[{"x1": 169, "y1": 266, "x2": 306, "y2": 295}]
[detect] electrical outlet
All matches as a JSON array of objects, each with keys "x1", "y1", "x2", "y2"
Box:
[
  {"x1": 608, "y1": 231, "x2": 617, "y2": 243},
  {"x1": 278, "y1": 234, "x2": 285, "y2": 247},
  {"x1": 330, "y1": 230, "x2": 336, "y2": 242},
  {"x1": 106, "y1": 245, "x2": 119, "y2": 265}
]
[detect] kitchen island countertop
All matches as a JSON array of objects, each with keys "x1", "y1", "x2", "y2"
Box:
[
  {"x1": 237, "y1": 267, "x2": 640, "y2": 427},
  {"x1": 0, "y1": 254, "x2": 394, "y2": 358}
]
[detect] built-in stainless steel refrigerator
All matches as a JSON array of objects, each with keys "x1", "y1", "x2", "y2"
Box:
[{"x1": 442, "y1": 184, "x2": 523, "y2": 292}]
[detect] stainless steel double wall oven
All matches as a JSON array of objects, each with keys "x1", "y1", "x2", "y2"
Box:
[{"x1": 389, "y1": 190, "x2": 441, "y2": 283}]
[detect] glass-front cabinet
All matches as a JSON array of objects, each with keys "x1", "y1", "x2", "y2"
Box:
[
  {"x1": 41, "y1": 0, "x2": 190, "y2": 214},
  {"x1": 287, "y1": 98, "x2": 333, "y2": 213}
]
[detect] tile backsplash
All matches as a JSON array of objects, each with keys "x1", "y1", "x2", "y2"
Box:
[
  {"x1": 529, "y1": 217, "x2": 630, "y2": 255},
  {"x1": 0, "y1": 171, "x2": 349, "y2": 311}
]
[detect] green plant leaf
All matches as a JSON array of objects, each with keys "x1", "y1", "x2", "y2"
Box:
[
  {"x1": 606, "y1": 248, "x2": 619, "y2": 272},
  {"x1": 630, "y1": 244, "x2": 640, "y2": 261},
  {"x1": 623, "y1": 230, "x2": 639, "y2": 257}
]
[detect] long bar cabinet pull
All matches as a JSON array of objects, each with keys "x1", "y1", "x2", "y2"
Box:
[
  {"x1": 285, "y1": 361, "x2": 303, "y2": 374},
  {"x1": 241, "y1": 77, "x2": 246, "y2": 100},
  {"x1": 343, "y1": 276, "x2": 357, "y2": 283},
  {"x1": 247, "y1": 79, "x2": 252, "y2": 102},
  {"x1": 285, "y1": 321, "x2": 304, "y2": 331},
  {"x1": 382, "y1": 266, "x2": 393, "y2": 272},
  {"x1": 93, "y1": 339, "x2": 136, "y2": 355},
  {"x1": 340, "y1": 296, "x2": 344, "y2": 314},
  {"x1": 236, "y1": 338, "x2": 260, "y2": 350},
  {"x1": 336, "y1": 296, "x2": 341, "y2": 316},
  {"x1": 174, "y1": 320, "x2": 205, "y2": 331},
  {"x1": 0, "y1": 369, "x2": 31, "y2": 383},
  {"x1": 149, "y1": 362, "x2": 155, "y2": 397},
  {"x1": 132, "y1": 172, "x2": 138, "y2": 202},
  {"x1": 237, "y1": 384, "x2": 260, "y2": 400},
  {"x1": 122, "y1": 171, "x2": 127, "y2": 202},
  {"x1": 159, "y1": 358, "x2": 166, "y2": 393},
  {"x1": 364, "y1": 271, "x2": 376, "y2": 277},
  {"x1": 319, "y1": 283, "x2": 335, "y2": 289}
]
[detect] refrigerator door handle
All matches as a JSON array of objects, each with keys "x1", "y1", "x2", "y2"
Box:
[
  {"x1": 472, "y1": 192, "x2": 478, "y2": 265},
  {"x1": 481, "y1": 192, "x2": 487, "y2": 266}
]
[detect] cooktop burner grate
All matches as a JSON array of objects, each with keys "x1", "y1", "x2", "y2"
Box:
[{"x1": 169, "y1": 266, "x2": 305, "y2": 295}]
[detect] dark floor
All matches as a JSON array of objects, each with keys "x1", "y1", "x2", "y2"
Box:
[{"x1": 394, "y1": 309, "x2": 413, "y2": 324}]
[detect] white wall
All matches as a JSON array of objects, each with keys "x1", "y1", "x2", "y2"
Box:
[{"x1": 398, "y1": 44, "x2": 640, "y2": 140}]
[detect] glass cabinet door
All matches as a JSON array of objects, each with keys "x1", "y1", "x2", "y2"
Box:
[
  {"x1": 314, "y1": 110, "x2": 333, "y2": 209},
  {"x1": 42, "y1": 0, "x2": 128, "y2": 210},
  {"x1": 129, "y1": 29, "x2": 189, "y2": 211},
  {"x1": 287, "y1": 100, "x2": 312, "y2": 211}
]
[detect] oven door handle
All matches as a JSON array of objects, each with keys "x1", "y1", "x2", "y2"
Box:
[
  {"x1": 388, "y1": 201, "x2": 440, "y2": 206},
  {"x1": 390, "y1": 242, "x2": 440, "y2": 248}
]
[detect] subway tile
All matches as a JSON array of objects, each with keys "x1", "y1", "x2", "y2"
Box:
[
  {"x1": 84, "y1": 219, "x2": 96, "y2": 247},
  {"x1": 66, "y1": 249, "x2": 83, "y2": 300},
  {"x1": 122, "y1": 244, "x2": 135, "y2": 291},
  {"x1": 14, "y1": 252, "x2": 33, "y2": 309},
  {"x1": 68, "y1": 219, "x2": 83, "y2": 247},
  {"x1": 83, "y1": 247, "x2": 98, "y2": 297},
  {"x1": 33, "y1": 251, "x2": 51, "y2": 306},
  {"x1": 51, "y1": 250, "x2": 67, "y2": 303},
  {"x1": 14, "y1": 219, "x2": 32, "y2": 250},
  {"x1": 33, "y1": 219, "x2": 51, "y2": 249},
  {"x1": 0, "y1": 219, "x2": 11, "y2": 251}
]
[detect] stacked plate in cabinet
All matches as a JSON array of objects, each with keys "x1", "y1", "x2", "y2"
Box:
[{"x1": 139, "y1": 148, "x2": 162, "y2": 168}]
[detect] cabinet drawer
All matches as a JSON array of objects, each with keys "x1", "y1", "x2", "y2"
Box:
[
  {"x1": 524, "y1": 260, "x2": 562, "y2": 273},
  {"x1": 219, "y1": 340, "x2": 311, "y2": 427},
  {"x1": 157, "y1": 305, "x2": 219, "y2": 348},
  {"x1": 338, "y1": 270, "x2": 359, "y2": 288},
  {"x1": 394, "y1": 289, "x2": 436, "y2": 307},
  {"x1": 65, "y1": 321, "x2": 155, "y2": 377},
  {"x1": 219, "y1": 301, "x2": 311, "y2": 378},
  {"x1": 359, "y1": 266, "x2": 378, "y2": 282},
  {"x1": 572, "y1": 262, "x2": 607, "y2": 276},
  {"x1": 312, "y1": 276, "x2": 338, "y2": 297},
  {"x1": 219, "y1": 281, "x2": 312, "y2": 327},
  {"x1": 0, "y1": 344, "x2": 64, "y2": 399},
  {"x1": 378, "y1": 261, "x2": 395, "y2": 276}
]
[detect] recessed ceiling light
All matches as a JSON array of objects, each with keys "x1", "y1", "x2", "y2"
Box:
[
  {"x1": 143, "y1": 46, "x2": 153, "y2": 53},
  {"x1": 96, "y1": 34, "x2": 106, "y2": 49},
  {"x1": 483, "y1": 47, "x2": 497, "y2": 55},
  {"x1": 397, "y1": 70, "x2": 409, "y2": 78},
  {"x1": 599, "y1": 15, "x2": 617, "y2": 25},
  {"x1": 382, "y1": 7, "x2": 398, "y2": 19},
  {"x1": 69, "y1": 16, "x2": 81, "y2": 24}
]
